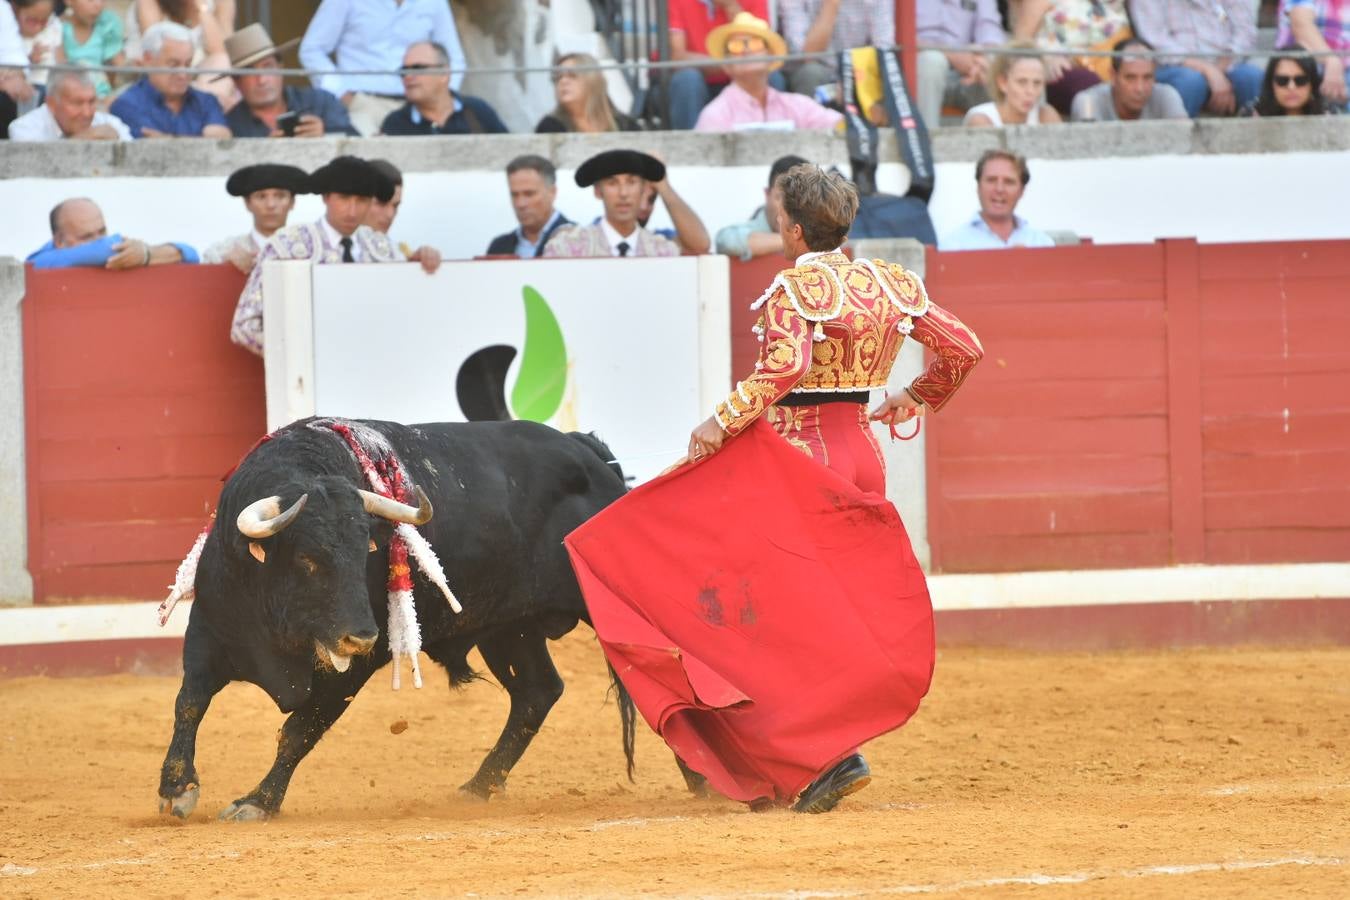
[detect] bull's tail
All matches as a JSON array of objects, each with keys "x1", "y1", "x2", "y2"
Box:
[
  {"x1": 608, "y1": 662, "x2": 638, "y2": 781},
  {"x1": 567, "y1": 430, "x2": 629, "y2": 488}
]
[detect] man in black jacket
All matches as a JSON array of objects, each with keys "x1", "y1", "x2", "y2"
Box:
[{"x1": 485, "y1": 155, "x2": 572, "y2": 258}]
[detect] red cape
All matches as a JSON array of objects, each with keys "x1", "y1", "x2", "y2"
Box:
[{"x1": 564, "y1": 419, "x2": 934, "y2": 806}]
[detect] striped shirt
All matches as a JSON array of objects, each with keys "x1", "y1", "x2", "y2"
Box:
[
  {"x1": 779, "y1": 0, "x2": 897, "y2": 53},
  {"x1": 1129, "y1": 0, "x2": 1257, "y2": 60},
  {"x1": 1278, "y1": 0, "x2": 1350, "y2": 63}
]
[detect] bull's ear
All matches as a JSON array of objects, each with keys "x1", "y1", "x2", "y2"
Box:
[
  {"x1": 368, "y1": 539, "x2": 378, "y2": 553},
  {"x1": 249, "y1": 541, "x2": 266, "y2": 564}
]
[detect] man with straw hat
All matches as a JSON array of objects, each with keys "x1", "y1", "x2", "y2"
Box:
[
  {"x1": 222, "y1": 23, "x2": 357, "y2": 138},
  {"x1": 230, "y1": 155, "x2": 442, "y2": 356},
  {"x1": 695, "y1": 13, "x2": 843, "y2": 132}
]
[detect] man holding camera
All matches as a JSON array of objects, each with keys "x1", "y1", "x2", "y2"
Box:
[{"x1": 222, "y1": 24, "x2": 358, "y2": 139}]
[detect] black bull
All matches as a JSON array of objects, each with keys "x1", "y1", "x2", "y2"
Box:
[{"x1": 158, "y1": 417, "x2": 674, "y2": 821}]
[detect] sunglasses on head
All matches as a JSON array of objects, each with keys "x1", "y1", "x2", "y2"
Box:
[{"x1": 1273, "y1": 74, "x2": 1310, "y2": 87}]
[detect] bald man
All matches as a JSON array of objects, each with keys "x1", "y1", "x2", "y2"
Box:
[{"x1": 28, "y1": 198, "x2": 199, "y2": 269}]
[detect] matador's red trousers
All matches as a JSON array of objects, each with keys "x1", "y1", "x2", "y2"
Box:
[{"x1": 766, "y1": 400, "x2": 887, "y2": 495}]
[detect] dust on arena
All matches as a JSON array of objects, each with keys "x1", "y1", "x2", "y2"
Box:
[{"x1": 2, "y1": 629, "x2": 1345, "y2": 898}]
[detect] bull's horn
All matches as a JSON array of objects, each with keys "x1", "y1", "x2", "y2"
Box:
[
  {"x1": 358, "y1": 486, "x2": 433, "y2": 525},
  {"x1": 236, "y1": 494, "x2": 309, "y2": 539}
]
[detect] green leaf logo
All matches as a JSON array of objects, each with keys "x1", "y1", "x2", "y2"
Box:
[{"x1": 455, "y1": 286, "x2": 569, "y2": 423}]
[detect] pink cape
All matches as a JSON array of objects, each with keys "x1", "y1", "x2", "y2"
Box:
[{"x1": 564, "y1": 419, "x2": 935, "y2": 805}]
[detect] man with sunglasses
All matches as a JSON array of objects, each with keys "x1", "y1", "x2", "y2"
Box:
[
  {"x1": 695, "y1": 13, "x2": 843, "y2": 132},
  {"x1": 667, "y1": 0, "x2": 775, "y2": 129},
  {"x1": 1069, "y1": 38, "x2": 1188, "y2": 121},
  {"x1": 380, "y1": 41, "x2": 507, "y2": 136}
]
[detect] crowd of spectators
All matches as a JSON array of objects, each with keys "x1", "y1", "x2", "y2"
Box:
[{"x1": 4, "y1": 0, "x2": 1346, "y2": 142}]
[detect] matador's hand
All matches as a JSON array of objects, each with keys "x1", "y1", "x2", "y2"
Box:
[
  {"x1": 869, "y1": 390, "x2": 926, "y2": 426},
  {"x1": 687, "y1": 416, "x2": 726, "y2": 462}
]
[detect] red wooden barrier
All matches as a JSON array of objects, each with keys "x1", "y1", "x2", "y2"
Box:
[
  {"x1": 923, "y1": 239, "x2": 1350, "y2": 573},
  {"x1": 23, "y1": 265, "x2": 264, "y2": 603}
]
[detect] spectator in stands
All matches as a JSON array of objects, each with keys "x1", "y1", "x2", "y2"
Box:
[
  {"x1": 0, "y1": 0, "x2": 28, "y2": 137},
  {"x1": 544, "y1": 150, "x2": 690, "y2": 258},
  {"x1": 779, "y1": 0, "x2": 896, "y2": 96},
  {"x1": 1243, "y1": 53, "x2": 1332, "y2": 117},
  {"x1": 695, "y1": 13, "x2": 844, "y2": 132},
  {"x1": 535, "y1": 52, "x2": 641, "y2": 133},
  {"x1": 202, "y1": 163, "x2": 306, "y2": 273},
  {"x1": 1128, "y1": 0, "x2": 1261, "y2": 118},
  {"x1": 110, "y1": 22, "x2": 229, "y2": 137},
  {"x1": 1009, "y1": 0, "x2": 1130, "y2": 117},
  {"x1": 125, "y1": 0, "x2": 235, "y2": 107},
  {"x1": 300, "y1": 0, "x2": 466, "y2": 137},
  {"x1": 1279, "y1": 0, "x2": 1350, "y2": 111},
  {"x1": 28, "y1": 197, "x2": 199, "y2": 268},
  {"x1": 222, "y1": 23, "x2": 356, "y2": 138},
  {"x1": 715, "y1": 154, "x2": 807, "y2": 260},
  {"x1": 14, "y1": 0, "x2": 61, "y2": 94},
  {"x1": 8, "y1": 69, "x2": 132, "y2": 139},
  {"x1": 964, "y1": 40, "x2": 1063, "y2": 125},
  {"x1": 381, "y1": 40, "x2": 506, "y2": 135},
  {"x1": 916, "y1": 0, "x2": 1004, "y2": 128},
  {"x1": 941, "y1": 149, "x2": 1053, "y2": 250},
  {"x1": 486, "y1": 155, "x2": 572, "y2": 258},
  {"x1": 231, "y1": 156, "x2": 442, "y2": 356},
  {"x1": 1069, "y1": 38, "x2": 1188, "y2": 121},
  {"x1": 61, "y1": 0, "x2": 125, "y2": 100},
  {"x1": 667, "y1": 0, "x2": 773, "y2": 130}
]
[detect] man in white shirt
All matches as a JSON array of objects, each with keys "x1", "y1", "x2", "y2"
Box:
[
  {"x1": 8, "y1": 71, "x2": 133, "y2": 141},
  {"x1": 941, "y1": 149, "x2": 1055, "y2": 251},
  {"x1": 543, "y1": 150, "x2": 693, "y2": 258},
  {"x1": 203, "y1": 164, "x2": 309, "y2": 273},
  {"x1": 230, "y1": 155, "x2": 442, "y2": 356}
]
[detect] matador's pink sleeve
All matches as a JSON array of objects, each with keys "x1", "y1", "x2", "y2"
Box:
[
  {"x1": 714, "y1": 287, "x2": 813, "y2": 436},
  {"x1": 905, "y1": 301, "x2": 984, "y2": 412}
]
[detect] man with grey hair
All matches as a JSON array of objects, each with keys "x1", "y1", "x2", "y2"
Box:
[
  {"x1": 380, "y1": 41, "x2": 506, "y2": 135},
  {"x1": 486, "y1": 155, "x2": 572, "y2": 257},
  {"x1": 8, "y1": 71, "x2": 133, "y2": 141},
  {"x1": 110, "y1": 22, "x2": 230, "y2": 138}
]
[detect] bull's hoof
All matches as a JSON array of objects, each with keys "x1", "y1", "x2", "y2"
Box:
[
  {"x1": 158, "y1": 784, "x2": 200, "y2": 819},
  {"x1": 218, "y1": 800, "x2": 271, "y2": 822},
  {"x1": 457, "y1": 779, "x2": 503, "y2": 802}
]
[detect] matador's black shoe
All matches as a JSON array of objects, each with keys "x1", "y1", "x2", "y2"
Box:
[{"x1": 792, "y1": 753, "x2": 871, "y2": 814}]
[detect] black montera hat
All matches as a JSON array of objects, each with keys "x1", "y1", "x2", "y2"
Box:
[
  {"x1": 225, "y1": 163, "x2": 310, "y2": 197},
  {"x1": 574, "y1": 149, "x2": 665, "y2": 188},
  {"x1": 305, "y1": 156, "x2": 396, "y2": 202}
]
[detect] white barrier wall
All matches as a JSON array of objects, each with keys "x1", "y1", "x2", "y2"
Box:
[
  {"x1": 263, "y1": 256, "x2": 730, "y2": 485},
  {"x1": 3, "y1": 150, "x2": 1348, "y2": 263}
]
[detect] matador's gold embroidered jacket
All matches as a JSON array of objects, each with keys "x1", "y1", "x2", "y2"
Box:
[{"x1": 714, "y1": 250, "x2": 984, "y2": 436}]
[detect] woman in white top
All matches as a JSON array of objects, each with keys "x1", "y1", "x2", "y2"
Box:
[{"x1": 964, "y1": 40, "x2": 1062, "y2": 127}]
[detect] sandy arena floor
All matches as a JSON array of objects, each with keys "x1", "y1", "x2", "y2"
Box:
[{"x1": 1, "y1": 631, "x2": 1347, "y2": 898}]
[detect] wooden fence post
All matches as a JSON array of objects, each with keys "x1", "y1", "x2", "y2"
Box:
[{"x1": 1162, "y1": 238, "x2": 1206, "y2": 564}]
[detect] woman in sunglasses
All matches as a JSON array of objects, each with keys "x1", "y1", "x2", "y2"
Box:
[
  {"x1": 1245, "y1": 54, "x2": 1330, "y2": 117},
  {"x1": 536, "y1": 52, "x2": 642, "y2": 133}
]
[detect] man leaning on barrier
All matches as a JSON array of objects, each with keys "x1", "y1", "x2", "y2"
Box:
[
  {"x1": 203, "y1": 164, "x2": 308, "y2": 273},
  {"x1": 28, "y1": 198, "x2": 199, "y2": 269},
  {"x1": 229, "y1": 156, "x2": 442, "y2": 357}
]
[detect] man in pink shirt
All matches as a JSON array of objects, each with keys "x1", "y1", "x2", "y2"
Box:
[{"x1": 695, "y1": 14, "x2": 844, "y2": 132}]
